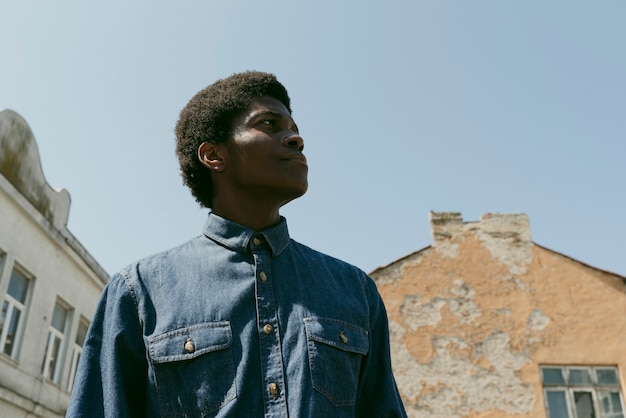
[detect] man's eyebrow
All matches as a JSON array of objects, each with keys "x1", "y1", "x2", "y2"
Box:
[{"x1": 249, "y1": 110, "x2": 284, "y2": 119}]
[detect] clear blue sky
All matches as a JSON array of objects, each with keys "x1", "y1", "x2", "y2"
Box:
[{"x1": 2, "y1": 1, "x2": 625, "y2": 277}]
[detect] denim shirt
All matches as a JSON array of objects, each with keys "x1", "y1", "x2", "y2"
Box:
[{"x1": 67, "y1": 214, "x2": 407, "y2": 418}]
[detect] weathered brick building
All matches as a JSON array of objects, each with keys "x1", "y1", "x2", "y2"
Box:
[{"x1": 372, "y1": 212, "x2": 626, "y2": 418}]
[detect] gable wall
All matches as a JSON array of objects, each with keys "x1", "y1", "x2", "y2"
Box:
[{"x1": 372, "y1": 213, "x2": 626, "y2": 418}]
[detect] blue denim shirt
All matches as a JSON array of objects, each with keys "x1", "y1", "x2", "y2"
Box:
[{"x1": 67, "y1": 214, "x2": 407, "y2": 418}]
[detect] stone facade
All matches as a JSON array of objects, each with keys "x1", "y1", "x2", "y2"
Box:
[
  {"x1": 0, "y1": 110, "x2": 108, "y2": 417},
  {"x1": 372, "y1": 212, "x2": 626, "y2": 418}
]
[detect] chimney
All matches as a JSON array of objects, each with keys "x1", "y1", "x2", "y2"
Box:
[
  {"x1": 476, "y1": 213, "x2": 531, "y2": 242},
  {"x1": 429, "y1": 211, "x2": 532, "y2": 273},
  {"x1": 429, "y1": 211, "x2": 464, "y2": 246}
]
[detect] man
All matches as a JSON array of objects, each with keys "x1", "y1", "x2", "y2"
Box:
[{"x1": 67, "y1": 71, "x2": 407, "y2": 417}]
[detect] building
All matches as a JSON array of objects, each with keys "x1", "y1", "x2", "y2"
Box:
[
  {"x1": 0, "y1": 110, "x2": 108, "y2": 417},
  {"x1": 371, "y1": 212, "x2": 626, "y2": 418}
]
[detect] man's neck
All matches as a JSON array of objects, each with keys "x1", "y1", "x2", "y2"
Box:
[{"x1": 211, "y1": 196, "x2": 283, "y2": 232}]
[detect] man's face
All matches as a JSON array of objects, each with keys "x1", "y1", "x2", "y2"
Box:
[{"x1": 220, "y1": 95, "x2": 308, "y2": 206}]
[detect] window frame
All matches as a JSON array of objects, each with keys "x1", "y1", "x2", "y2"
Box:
[
  {"x1": 0, "y1": 262, "x2": 34, "y2": 359},
  {"x1": 66, "y1": 316, "x2": 89, "y2": 392},
  {"x1": 541, "y1": 365, "x2": 625, "y2": 418},
  {"x1": 42, "y1": 298, "x2": 72, "y2": 385}
]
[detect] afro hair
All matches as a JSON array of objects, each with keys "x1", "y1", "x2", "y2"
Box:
[{"x1": 175, "y1": 71, "x2": 292, "y2": 208}]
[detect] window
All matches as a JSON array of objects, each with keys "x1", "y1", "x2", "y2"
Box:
[
  {"x1": 542, "y1": 366, "x2": 624, "y2": 418},
  {"x1": 42, "y1": 300, "x2": 70, "y2": 384},
  {"x1": 0, "y1": 266, "x2": 32, "y2": 358},
  {"x1": 66, "y1": 317, "x2": 89, "y2": 391}
]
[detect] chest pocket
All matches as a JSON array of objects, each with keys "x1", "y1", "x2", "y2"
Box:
[
  {"x1": 148, "y1": 321, "x2": 236, "y2": 417},
  {"x1": 304, "y1": 317, "x2": 369, "y2": 407}
]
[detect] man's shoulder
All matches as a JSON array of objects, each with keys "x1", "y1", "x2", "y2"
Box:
[
  {"x1": 288, "y1": 239, "x2": 382, "y2": 305},
  {"x1": 288, "y1": 239, "x2": 367, "y2": 276},
  {"x1": 118, "y1": 234, "x2": 208, "y2": 277}
]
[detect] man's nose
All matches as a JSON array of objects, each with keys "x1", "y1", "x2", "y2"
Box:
[{"x1": 283, "y1": 134, "x2": 304, "y2": 152}]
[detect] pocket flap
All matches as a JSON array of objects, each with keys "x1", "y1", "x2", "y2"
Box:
[
  {"x1": 149, "y1": 321, "x2": 232, "y2": 363},
  {"x1": 304, "y1": 317, "x2": 369, "y2": 355}
]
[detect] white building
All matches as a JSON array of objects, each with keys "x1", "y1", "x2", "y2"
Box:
[{"x1": 0, "y1": 109, "x2": 108, "y2": 417}]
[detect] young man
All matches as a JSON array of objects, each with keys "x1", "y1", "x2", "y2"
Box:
[{"x1": 67, "y1": 71, "x2": 407, "y2": 417}]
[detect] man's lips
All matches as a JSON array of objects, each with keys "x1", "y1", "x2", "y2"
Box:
[{"x1": 284, "y1": 153, "x2": 307, "y2": 165}]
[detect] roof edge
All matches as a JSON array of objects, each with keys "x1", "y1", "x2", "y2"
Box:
[{"x1": 533, "y1": 242, "x2": 626, "y2": 285}]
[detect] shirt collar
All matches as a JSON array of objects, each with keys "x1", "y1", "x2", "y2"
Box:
[{"x1": 202, "y1": 212, "x2": 291, "y2": 256}]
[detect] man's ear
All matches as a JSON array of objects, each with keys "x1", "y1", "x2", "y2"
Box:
[{"x1": 198, "y1": 142, "x2": 226, "y2": 171}]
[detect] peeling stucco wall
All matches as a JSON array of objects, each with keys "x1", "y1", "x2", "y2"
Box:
[{"x1": 372, "y1": 212, "x2": 626, "y2": 418}]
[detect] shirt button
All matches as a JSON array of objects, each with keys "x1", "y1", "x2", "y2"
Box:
[
  {"x1": 339, "y1": 331, "x2": 349, "y2": 344},
  {"x1": 253, "y1": 236, "x2": 264, "y2": 246},
  {"x1": 184, "y1": 338, "x2": 195, "y2": 353},
  {"x1": 259, "y1": 271, "x2": 267, "y2": 282},
  {"x1": 268, "y1": 383, "x2": 280, "y2": 399},
  {"x1": 263, "y1": 324, "x2": 273, "y2": 334}
]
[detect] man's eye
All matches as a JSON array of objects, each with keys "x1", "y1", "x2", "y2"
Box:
[{"x1": 262, "y1": 119, "x2": 276, "y2": 126}]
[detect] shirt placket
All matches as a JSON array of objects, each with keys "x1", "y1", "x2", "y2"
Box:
[{"x1": 251, "y1": 234, "x2": 289, "y2": 418}]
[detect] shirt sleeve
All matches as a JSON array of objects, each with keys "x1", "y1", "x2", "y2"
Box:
[
  {"x1": 356, "y1": 276, "x2": 408, "y2": 418},
  {"x1": 66, "y1": 273, "x2": 147, "y2": 418}
]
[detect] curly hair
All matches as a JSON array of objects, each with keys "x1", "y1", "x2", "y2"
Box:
[{"x1": 175, "y1": 71, "x2": 292, "y2": 208}]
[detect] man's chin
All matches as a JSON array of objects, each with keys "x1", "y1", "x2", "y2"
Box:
[{"x1": 282, "y1": 184, "x2": 308, "y2": 206}]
